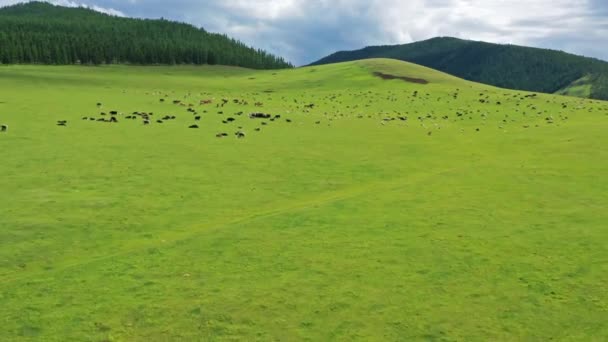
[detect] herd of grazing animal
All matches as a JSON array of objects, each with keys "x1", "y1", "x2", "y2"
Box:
[
  {"x1": 3, "y1": 84, "x2": 605, "y2": 140},
  {"x1": 82, "y1": 88, "x2": 608, "y2": 139}
]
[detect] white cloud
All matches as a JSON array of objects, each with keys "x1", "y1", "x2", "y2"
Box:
[
  {"x1": 1, "y1": 0, "x2": 607, "y2": 64},
  {"x1": 158, "y1": 0, "x2": 607, "y2": 64},
  {"x1": 0, "y1": 0, "x2": 124, "y2": 16}
]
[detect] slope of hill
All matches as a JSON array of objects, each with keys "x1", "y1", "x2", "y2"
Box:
[
  {"x1": 1, "y1": 58, "x2": 607, "y2": 340},
  {"x1": 311, "y1": 37, "x2": 608, "y2": 100},
  {"x1": 0, "y1": 2, "x2": 292, "y2": 69}
]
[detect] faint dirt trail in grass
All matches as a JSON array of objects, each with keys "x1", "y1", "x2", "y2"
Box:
[{"x1": 1, "y1": 167, "x2": 457, "y2": 285}]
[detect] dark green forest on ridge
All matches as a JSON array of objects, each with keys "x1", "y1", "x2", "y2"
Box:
[
  {"x1": 311, "y1": 37, "x2": 608, "y2": 100},
  {"x1": 0, "y1": 2, "x2": 293, "y2": 69}
]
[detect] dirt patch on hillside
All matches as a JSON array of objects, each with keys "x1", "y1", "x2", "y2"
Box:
[{"x1": 373, "y1": 71, "x2": 429, "y2": 84}]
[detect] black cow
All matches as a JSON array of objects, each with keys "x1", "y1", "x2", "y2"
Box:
[
  {"x1": 0, "y1": 124, "x2": 7, "y2": 132},
  {"x1": 189, "y1": 124, "x2": 199, "y2": 129},
  {"x1": 249, "y1": 113, "x2": 271, "y2": 119}
]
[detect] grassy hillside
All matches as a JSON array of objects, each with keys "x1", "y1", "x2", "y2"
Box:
[
  {"x1": 1, "y1": 59, "x2": 607, "y2": 340},
  {"x1": 311, "y1": 37, "x2": 608, "y2": 100},
  {"x1": 0, "y1": 2, "x2": 292, "y2": 69}
]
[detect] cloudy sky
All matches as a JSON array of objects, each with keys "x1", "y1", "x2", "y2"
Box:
[{"x1": 2, "y1": 0, "x2": 607, "y2": 65}]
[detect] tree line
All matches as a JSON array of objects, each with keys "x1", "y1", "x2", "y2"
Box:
[{"x1": 0, "y1": 2, "x2": 293, "y2": 69}]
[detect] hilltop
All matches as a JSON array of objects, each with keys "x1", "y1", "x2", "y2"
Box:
[
  {"x1": 311, "y1": 37, "x2": 608, "y2": 100},
  {"x1": 0, "y1": 2, "x2": 292, "y2": 69}
]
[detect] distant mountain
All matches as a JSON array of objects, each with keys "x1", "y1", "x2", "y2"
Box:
[
  {"x1": 311, "y1": 37, "x2": 608, "y2": 100},
  {"x1": 0, "y1": 2, "x2": 292, "y2": 69}
]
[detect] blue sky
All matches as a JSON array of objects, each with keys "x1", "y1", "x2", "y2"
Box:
[{"x1": 2, "y1": 0, "x2": 607, "y2": 65}]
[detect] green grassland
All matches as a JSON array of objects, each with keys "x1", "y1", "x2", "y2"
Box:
[
  {"x1": 1, "y1": 59, "x2": 607, "y2": 341},
  {"x1": 557, "y1": 75, "x2": 594, "y2": 98}
]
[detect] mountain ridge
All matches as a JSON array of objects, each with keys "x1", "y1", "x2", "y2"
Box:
[{"x1": 311, "y1": 37, "x2": 608, "y2": 100}]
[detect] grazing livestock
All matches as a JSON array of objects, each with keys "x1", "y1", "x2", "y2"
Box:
[
  {"x1": 57, "y1": 120, "x2": 67, "y2": 126},
  {"x1": 0, "y1": 124, "x2": 7, "y2": 132},
  {"x1": 235, "y1": 131, "x2": 246, "y2": 139},
  {"x1": 194, "y1": 116, "x2": 201, "y2": 121},
  {"x1": 143, "y1": 120, "x2": 150, "y2": 125},
  {"x1": 249, "y1": 112, "x2": 271, "y2": 119},
  {"x1": 109, "y1": 117, "x2": 118, "y2": 123},
  {"x1": 189, "y1": 124, "x2": 199, "y2": 129},
  {"x1": 110, "y1": 111, "x2": 118, "y2": 115},
  {"x1": 157, "y1": 120, "x2": 163, "y2": 124}
]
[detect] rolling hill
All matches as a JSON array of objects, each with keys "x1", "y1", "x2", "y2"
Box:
[
  {"x1": 0, "y1": 2, "x2": 292, "y2": 69},
  {"x1": 311, "y1": 37, "x2": 608, "y2": 100},
  {"x1": 1, "y1": 58, "x2": 607, "y2": 340}
]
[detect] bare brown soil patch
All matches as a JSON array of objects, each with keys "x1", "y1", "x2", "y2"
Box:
[{"x1": 373, "y1": 71, "x2": 429, "y2": 84}]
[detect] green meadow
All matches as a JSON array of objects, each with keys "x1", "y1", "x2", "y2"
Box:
[{"x1": 1, "y1": 59, "x2": 607, "y2": 341}]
